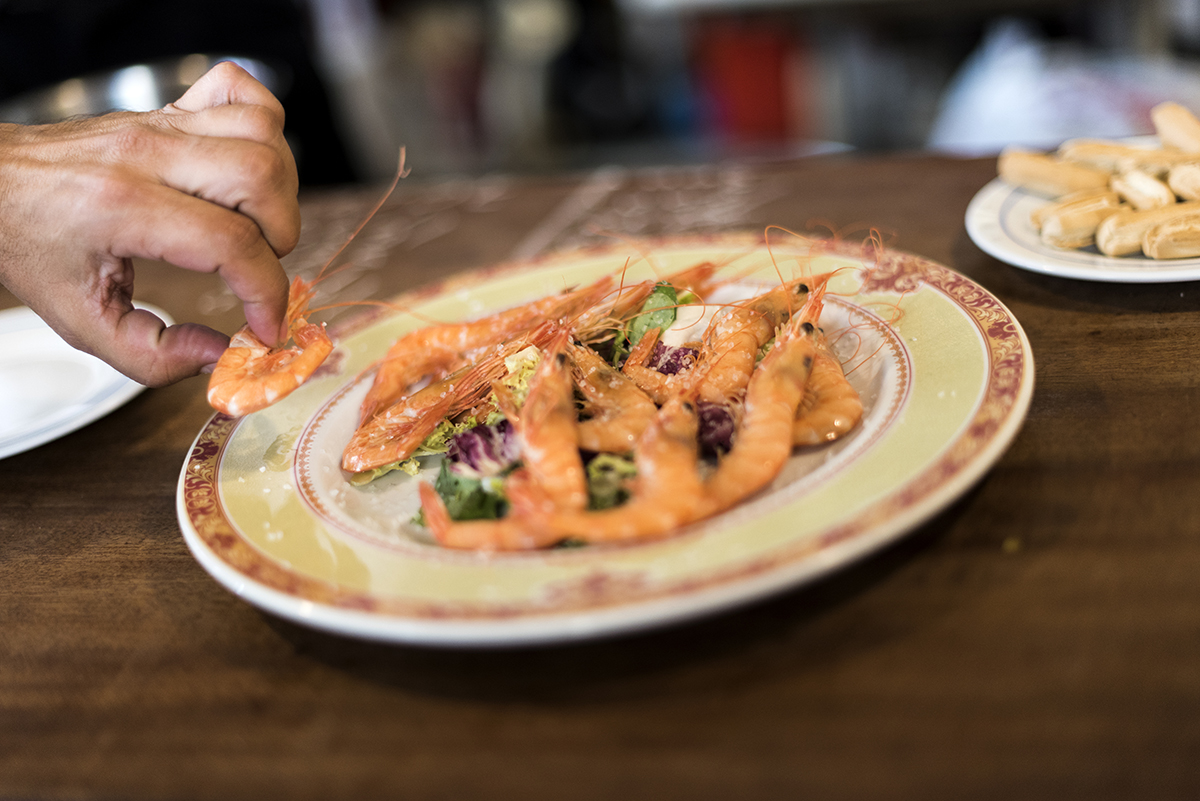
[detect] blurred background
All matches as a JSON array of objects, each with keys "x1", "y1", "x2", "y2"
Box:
[{"x1": 3, "y1": 0, "x2": 1200, "y2": 186}]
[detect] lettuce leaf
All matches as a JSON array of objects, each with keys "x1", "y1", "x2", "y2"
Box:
[
  {"x1": 499, "y1": 344, "x2": 542, "y2": 407},
  {"x1": 628, "y1": 282, "x2": 678, "y2": 349},
  {"x1": 586, "y1": 453, "x2": 638, "y2": 510},
  {"x1": 432, "y1": 458, "x2": 508, "y2": 521},
  {"x1": 613, "y1": 282, "x2": 678, "y2": 365}
]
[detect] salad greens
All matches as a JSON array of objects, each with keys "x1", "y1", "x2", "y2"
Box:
[
  {"x1": 586, "y1": 453, "x2": 638, "y2": 510},
  {"x1": 432, "y1": 459, "x2": 509, "y2": 521},
  {"x1": 612, "y1": 282, "x2": 679, "y2": 365}
]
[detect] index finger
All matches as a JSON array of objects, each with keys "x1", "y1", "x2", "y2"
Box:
[{"x1": 108, "y1": 183, "x2": 291, "y2": 345}]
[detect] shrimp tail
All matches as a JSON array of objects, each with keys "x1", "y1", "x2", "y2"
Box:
[{"x1": 418, "y1": 481, "x2": 455, "y2": 542}]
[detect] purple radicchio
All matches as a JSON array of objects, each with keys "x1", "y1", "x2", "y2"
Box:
[
  {"x1": 648, "y1": 341, "x2": 698, "y2": 375},
  {"x1": 696, "y1": 401, "x2": 736, "y2": 457},
  {"x1": 446, "y1": 420, "x2": 520, "y2": 478}
]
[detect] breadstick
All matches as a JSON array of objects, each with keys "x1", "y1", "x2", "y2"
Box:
[
  {"x1": 1151, "y1": 102, "x2": 1200, "y2": 153},
  {"x1": 1034, "y1": 191, "x2": 1123, "y2": 248},
  {"x1": 1110, "y1": 168, "x2": 1176, "y2": 210},
  {"x1": 1030, "y1": 188, "x2": 1119, "y2": 231},
  {"x1": 1143, "y1": 213, "x2": 1200, "y2": 258},
  {"x1": 1167, "y1": 162, "x2": 1200, "y2": 200},
  {"x1": 1116, "y1": 151, "x2": 1194, "y2": 179},
  {"x1": 1095, "y1": 200, "x2": 1200, "y2": 256},
  {"x1": 998, "y1": 148, "x2": 1111, "y2": 198},
  {"x1": 1058, "y1": 138, "x2": 1193, "y2": 177}
]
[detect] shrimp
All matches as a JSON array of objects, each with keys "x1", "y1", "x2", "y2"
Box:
[
  {"x1": 419, "y1": 473, "x2": 561, "y2": 551},
  {"x1": 517, "y1": 392, "x2": 707, "y2": 545},
  {"x1": 419, "y1": 330, "x2": 589, "y2": 551},
  {"x1": 207, "y1": 275, "x2": 334, "y2": 417},
  {"x1": 570, "y1": 340, "x2": 658, "y2": 453},
  {"x1": 496, "y1": 327, "x2": 588, "y2": 512},
  {"x1": 571, "y1": 261, "x2": 728, "y2": 348},
  {"x1": 208, "y1": 149, "x2": 409, "y2": 417},
  {"x1": 702, "y1": 312, "x2": 820, "y2": 512},
  {"x1": 571, "y1": 280, "x2": 657, "y2": 347},
  {"x1": 666, "y1": 260, "x2": 723, "y2": 299},
  {"x1": 792, "y1": 339, "x2": 863, "y2": 446},
  {"x1": 620, "y1": 327, "x2": 697, "y2": 405},
  {"x1": 359, "y1": 275, "x2": 616, "y2": 423},
  {"x1": 695, "y1": 276, "x2": 819, "y2": 404},
  {"x1": 341, "y1": 328, "x2": 553, "y2": 474}
]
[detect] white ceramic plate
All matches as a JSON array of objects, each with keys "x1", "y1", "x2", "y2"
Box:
[
  {"x1": 0, "y1": 304, "x2": 169, "y2": 460},
  {"x1": 177, "y1": 236, "x2": 1034, "y2": 647},
  {"x1": 966, "y1": 176, "x2": 1200, "y2": 283}
]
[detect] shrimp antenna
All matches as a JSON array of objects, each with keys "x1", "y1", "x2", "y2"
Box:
[
  {"x1": 316, "y1": 147, "x2": 409, "y2": 282},
  {"x1": 762, "y1": 225, "x2": 791, "y2": 290}
]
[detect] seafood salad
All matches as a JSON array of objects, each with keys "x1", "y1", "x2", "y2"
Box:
[{"x1": 208, "y1": 254, "x2": 869, "y2": 552}]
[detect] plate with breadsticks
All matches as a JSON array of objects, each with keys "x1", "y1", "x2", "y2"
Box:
[{"x1": 966, "y1": 101, "x2": 1200, "y2": 282}]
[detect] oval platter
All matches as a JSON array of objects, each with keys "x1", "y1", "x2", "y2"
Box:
[{"x1": 177, "y1": 234, "x2": 1034, "y2": 646}]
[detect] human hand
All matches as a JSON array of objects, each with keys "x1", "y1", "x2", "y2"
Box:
[{"x1": 0, "y1": 61, "x2": 300, "y2": 387}]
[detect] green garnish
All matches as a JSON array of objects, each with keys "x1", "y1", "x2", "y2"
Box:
[
  {"x1": 587, "y1": 453, "x2": 638, "y2": 510},
  {"x1": 613, "y1": 282, "x2": 679, "y2": 365},
  {"x1": 432, "y1": 459, "x2": 509, "y2": 521}
]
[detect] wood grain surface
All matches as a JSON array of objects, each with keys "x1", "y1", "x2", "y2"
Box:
[{"x1": 3, "y1": 155, "x2": 1199, "y2": 800}]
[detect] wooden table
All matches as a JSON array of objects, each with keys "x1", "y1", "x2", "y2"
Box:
[{"x1": 3, "y1": 154, "x2": 1199, "y2": 800}]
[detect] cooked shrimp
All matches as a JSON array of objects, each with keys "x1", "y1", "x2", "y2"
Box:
[
  {"x1": 792, "y1": 340, "x2": 863, "y2": 446},
  {"x1": 703, "y1": 316, "x2": 819, "y2": 512},
  {"x1": 207, "y1": 276, "x2": 333, "y2": 417},
  {"x1": 571, "y1": 280, "x2": 657, "y2": 346},
  {"x1": 359, "y1": 274, "x2": 616, "y2": 423},
  {"x1": 620, "y1": 327, "x2": 697, "y2": 405},
  {"x1": 665, "y1": 260, "x2": 723, "y2": 299},
  {"x1": 571, "y1": 339, "x2": 658, "y2": 453},
  {"x1": 518, "y1": 393, "x2": 707, "y2": 545},
  {"x1": 497, "y1": 327, "x2": 588, "y2": 512},
  {"x1": 696, "y1": 276, "x2": 819, "y2": 404},
  {"x1": 419, "y1": 475, "x2": 560, "y2": 551},
  {"x1": 342, "y1": 330, "x2": 553, "y2": 474},
  {"x1": 572, "y1": 261, "x2": 728, "y2": 347},
  {"x1": 208, "y1": 150, "x2": 409, "y2": 417}
]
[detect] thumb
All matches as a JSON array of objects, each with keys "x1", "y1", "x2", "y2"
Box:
[
  {"x1": 165, "y1": 61, "x2": 285, "y2": 127},
  {"x1": 100, "y1": 308, "x2": 230, "y2": 387}
]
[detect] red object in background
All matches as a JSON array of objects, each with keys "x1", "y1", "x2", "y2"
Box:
[{"x1": 694, "y1": 17, "x2": 806, "y2": 142}]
